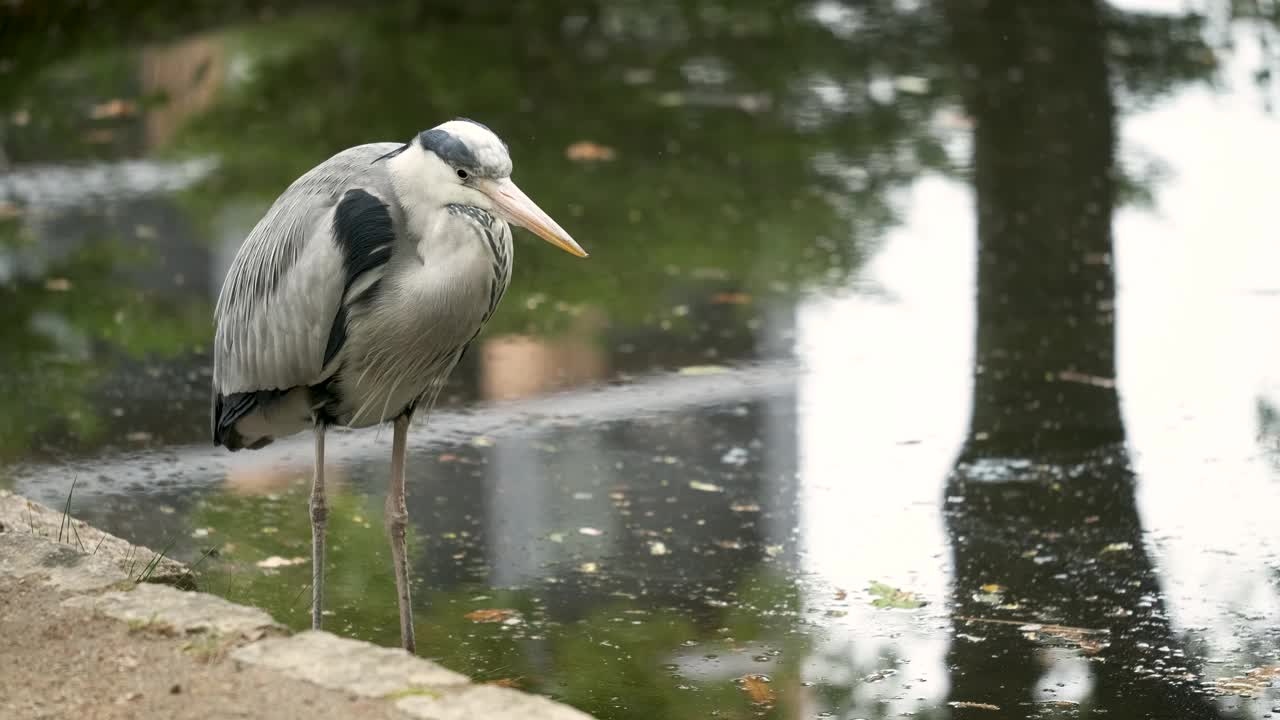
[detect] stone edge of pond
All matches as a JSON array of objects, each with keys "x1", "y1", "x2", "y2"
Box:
[{"x1": 0, "y1": 491, "x2": 597, "y2": 720}]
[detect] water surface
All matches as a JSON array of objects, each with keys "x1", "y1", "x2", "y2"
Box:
[{"x1": 3, "y1": 2, "x2": 1279, "y2": 718}]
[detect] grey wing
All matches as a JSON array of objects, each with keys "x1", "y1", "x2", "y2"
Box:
[{"x1": 212, "y1": 143, "x2": 403, "y2": 403}]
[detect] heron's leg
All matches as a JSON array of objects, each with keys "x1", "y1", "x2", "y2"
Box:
[
  {"x1": 310, "y1": 422, "x2": 327, "y2": 631},
  {"x1": 387, "y1": 414, "x2": 416, "y2": 652}
]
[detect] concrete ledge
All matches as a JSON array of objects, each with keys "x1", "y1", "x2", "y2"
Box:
[
  {"x1": 0, "y1": 492, "x2": 596, "y2": 720},
  {"x1": 0, "y1": 489, "x2": 188, "y2": 585}
]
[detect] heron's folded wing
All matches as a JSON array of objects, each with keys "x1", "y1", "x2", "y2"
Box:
[{"x1": 212, "y1": 143, "x2": 402, "y2": 396}]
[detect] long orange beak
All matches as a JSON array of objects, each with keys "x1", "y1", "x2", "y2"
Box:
[{"x1": 479, "y1": 177, "x2": 588, "y2": 258}]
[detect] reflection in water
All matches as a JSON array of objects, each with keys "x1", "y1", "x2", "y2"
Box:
[{"x1": 3, "y1": 1, "x2": 1280, "y2": 719}]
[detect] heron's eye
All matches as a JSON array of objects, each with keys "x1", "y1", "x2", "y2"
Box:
[{"x1": 455, "y1": 168, "x2": 469, "y2": 180}]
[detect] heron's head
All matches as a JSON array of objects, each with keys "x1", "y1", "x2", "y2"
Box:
[{"x1": 400, "y1": 118, "x2": 587, "y2": 258}]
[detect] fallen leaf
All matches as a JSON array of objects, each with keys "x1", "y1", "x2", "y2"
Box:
[
  {"x1": 710, "y1": 292, "x2": 752, "y2": 305},
  {"x1": 834, "y1": 588, "x2": 847, "y2": 601},
  {"x1": 566, "y1": 141, "x2": 617, "y2": 162},
  {"x1": 739, "y1": 674, "x2": 774, "y2": 706},
  {"x1": 44, "y1": 278, "x2": 72, "y2": 291},
  {"x1": 464, "y1": 608, "x2": 518, "y2": 623},
  {"x1": 487, "y1": 678, "x2": 522, "y2": 689},
  {"x1": 948, "y1": 701, "x2": 1000, "y2": 710},
  {"x1": 90, "y1": 98, "x2": 138, "y2": 119},
  {"x1": 868, "y1": 581, "x2": 926, "y2": 609}
]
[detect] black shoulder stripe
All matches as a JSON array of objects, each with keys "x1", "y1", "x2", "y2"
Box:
[
  {"x1": 333, "y1": 189, "x2": 394, "y2": 294},
  {"x1": 325, "y1": 189, "x2": 395, "y2": 366}
]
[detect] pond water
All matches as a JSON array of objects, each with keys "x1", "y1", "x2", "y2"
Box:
[{"x1": 3, "y1": 1, "x2": 1279, "y2": 718}]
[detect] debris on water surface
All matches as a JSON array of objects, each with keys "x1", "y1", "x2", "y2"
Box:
[
  {"x1": 689, "y1": 481, "x2": 724, "y2": 493},
  {"x1": 958, "y1": 616, "x2": 1109, "y2": 654},
  {"x1": 862, "y1": 668, "x2": 897, "y2": 683},
  {"x1": 868, "y1": 581, "x2": 927, "y2": 609},
  {"x1": 737, "y1": 673, "x2": 774, "y2": 706},
  {"x1": 578, "y1": 527, "x2": 603, "y2": 536},
  {"x1": 648, "y1": 540, "x2": 670, "y2": 556},
  {"x1": 464, "y1": 608, "x2": 520, "y2": 623},
  {"x1": 720, "y1": 447, "x2": 749, "y2": 466},
  {"x1": 730, "y1": 501, "x2": 760, "y2": 513},
  {"x1": 972, "y1": 583, "x2": 1006, "y2": 606},
  {"x1": 256, "y1": 555, "x2": 305, "y2": 569},
  {"x1": 948, "y1": 701, "x2": 1000, "y2": 710},
  {"x1": 578, "y1": 562, "x2": 600, "y2": 574},
  {"x1": 1211, "y1": 666, "x2": 1280, "y2": 697}
]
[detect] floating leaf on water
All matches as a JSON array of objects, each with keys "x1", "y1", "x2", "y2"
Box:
[
  {"x1": 677, "y1": 365, "x2": 729, "y2": 376},
  {"x1": 689, "y1": 481, "x2": 724, "y2": 493},
  {"x1": 1211, "y1": 666, "x2": 1280, "y2": 698},
  {"x1": 464, "y1": 608, "x2": 519, "y2": 623},
  {"x1": 710, "y1": 292, "x2": 752, "y2": 305},
  {"x1": 947, "y1": 701, "x2": 1000, "y2": 710},
  {"x1": 738, "y1": 674, "x2": 774, "y2": 706},
  {"x1": 565, "y1": 141, "x2": 617, "y2": 162},
  {"x1": 868, "y1": 581, "x2": 927, "y2": 609}
]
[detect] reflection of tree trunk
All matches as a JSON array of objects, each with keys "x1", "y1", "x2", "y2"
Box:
[
  {"x1": 941, "y1": 1, "x2": 1224, "y2": 717},
  {"x1": 952, "y1": 0, "x2": 1121, "y2": 460}
]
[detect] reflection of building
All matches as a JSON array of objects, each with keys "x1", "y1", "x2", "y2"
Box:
[
  {"x1": 479, "y1": 311, "x2": 610, "y2": 402},
  {"x1": 472, "y1": 295, "x2": 800, "y2": 626}
]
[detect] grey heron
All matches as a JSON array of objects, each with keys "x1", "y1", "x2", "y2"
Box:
[{"x1": 210, "y1": 119, "x2": 586, "y2": 652}]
